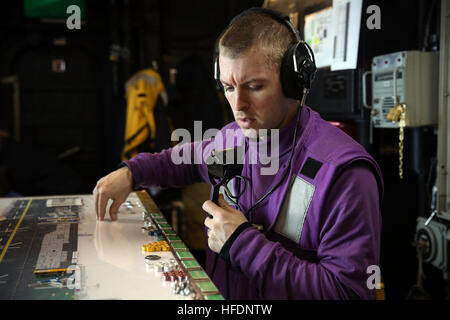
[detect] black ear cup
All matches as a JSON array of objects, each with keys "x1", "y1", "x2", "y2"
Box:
[
  {"x1": 280, "y1": 42, "x2": 302, "y2": 100},
  {"x1": 296, "y1": 41, "x2": 317, "y2": 91},
  {"x1": 214, "y1": 56, "x2": 223, "y2": 91},
  {"x1": 280, "y1": 41, "x2": 317, "y2": 100}
]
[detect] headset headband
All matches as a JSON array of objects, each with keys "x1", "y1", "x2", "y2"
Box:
[{"x1": 228, "y1": 7, "x2": 301, "y2": 42}]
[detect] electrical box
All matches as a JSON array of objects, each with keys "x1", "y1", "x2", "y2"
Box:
[
  {"x1": 416, "y1": 217, "x2": 450, "y2": 278},
  {"x1": 368, "y1": 51, "x2": 439, "y2": 128}
]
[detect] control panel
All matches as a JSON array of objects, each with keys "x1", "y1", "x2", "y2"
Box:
[{"x1": 0, "y1": 191, "x2": 222, "y2": 300}]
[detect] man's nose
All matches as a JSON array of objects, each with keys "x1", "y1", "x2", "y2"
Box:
[{"x1": 230, "y1": 89, "x2": 248, "y2": 111}]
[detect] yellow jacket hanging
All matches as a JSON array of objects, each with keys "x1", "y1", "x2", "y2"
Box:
[{"x1": 122, "y1": 69, "x2": 171, "y2": 161}]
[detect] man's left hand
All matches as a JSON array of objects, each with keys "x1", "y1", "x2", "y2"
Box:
[{"x1": 203, "y1": 193, "x2": 248, "y2": 253}]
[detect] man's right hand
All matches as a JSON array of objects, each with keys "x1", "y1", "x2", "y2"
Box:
[{"x1": 93, "y1": 166, "x2": 133, "y2": 221}]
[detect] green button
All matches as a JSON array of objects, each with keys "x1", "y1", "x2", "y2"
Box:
[
  {"x1": 154, "y1": 217, "x2": 167, "y2": 223},
  {"x1": 189, "y1": 270, "x2": 208, "y2": 280},
  {"x1": 205, "y1": 294, "x2": 224, "y2": 300},
  {"x1": 182, "y1": 260, "x2": 200, "y2": 269},
  {"x1": 196, "y1": 281, "x2": 218, "y2": 292},
  {"x1": 162, "y1": 229, "x2": 176, "y2": 236},
  {"x1": 171, "y1": 242, "x2": 187, "y2": 249},
  {"x1": 158, "y1": 223, "x2": 171, "y2": 229},
  {"x1": 176, "y1": 251, "x2": 194, "y2": 260},
  {"x1": 150, "y1": 213, "x2": 163, "y2": 218},
  {"x1": 167, "y1": 235, "x2": 181, "y2": 242}
]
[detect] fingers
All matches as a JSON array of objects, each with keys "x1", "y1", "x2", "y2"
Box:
[
  {"x1": 207, "y1": 234, "x2": 219, "y2": 253},
  {"x1": 93, "y1": 168, "x2": 132, "y2": 221},
  {"x1": 204, "y1": 211, "x2": 213, "y2": 229},
  {"x1": 93, "y1": 178, "x2": 107, "y2": 221},
  {"x1": 93, "y1": 185, "x2": 99, "y2": 218},
  {"x1": 217, "y1": 193, "x2": 229, "y2": 208},
  {"x1": 109, "y1": 200, "x2": 122, "y2": 221},
  {"x1": 203, "y1": 194, "x2": 229, "y2": 216},
  {"x1": 97, "y1": 189, "x2": 109, "y2": 221},
  {"x1": 202, "y1": 200, "x2": 217, "y2": 219},
  {"x1": 203, "y1": 194, "x2": 233, "y2": 223},
  {"x1": 94, "y1": 167, "x2": 133, "y2": 221},
  {"x1": 202, "y1": 199, "x2": 214, "y2": 211},
  {"x1": 205, "y1": 223, "x2": 219, "y2": 253},
  {"x1": 203, "y1": 194, "x2": 249, "y2": 254}
]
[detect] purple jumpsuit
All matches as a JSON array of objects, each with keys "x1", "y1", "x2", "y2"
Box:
[{"x1": 124, "y1": 106, "x2": 384, "y2": 299}]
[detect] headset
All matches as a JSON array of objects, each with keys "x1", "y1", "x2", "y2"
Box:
[{"x1": 213, "y1": 7, "x2": 317, "y2": 105}]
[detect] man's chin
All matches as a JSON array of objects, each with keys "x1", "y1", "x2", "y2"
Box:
[
  {"x1": 240, "y1": 127, "x2": 276, "y2": 143},
  {"x1": 240, "y1": 127, "x2": 262, "y2": 140}
]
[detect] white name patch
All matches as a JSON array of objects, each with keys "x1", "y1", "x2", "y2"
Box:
[{"x1": 274, "y1": 175, "x2": 315, "y2": 243}]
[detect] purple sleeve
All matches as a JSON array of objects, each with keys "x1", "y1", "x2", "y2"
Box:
[
  {"x1": 229, "y1": 162, "x2": 381, "y2": 299},
  {"x1": 123, "y1": 140, "x2": 213, "y2": 188}
]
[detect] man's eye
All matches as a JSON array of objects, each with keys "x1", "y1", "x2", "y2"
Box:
[
  {"x1": 224, "y1": 87, "x2": 234, "y2": 93},
  {"x1": 249, "y1": 85, "x2": 262, "y2": 91}
]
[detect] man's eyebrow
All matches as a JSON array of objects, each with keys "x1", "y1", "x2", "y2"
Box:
[{"x1": 220, "y1": 78, "x2": 268, "y2": 86}]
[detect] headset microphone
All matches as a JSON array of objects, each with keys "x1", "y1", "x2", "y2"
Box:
[{"x1": 205, "y1": 147, "x2": 244, "y2": 218}]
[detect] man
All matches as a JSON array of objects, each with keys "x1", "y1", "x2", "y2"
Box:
[{"x1": 93, "y1": 8, "x2": 383, "y2": 299}]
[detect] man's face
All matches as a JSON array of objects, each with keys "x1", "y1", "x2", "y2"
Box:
[{"x1": 219, "y1": 46, "x2": 296, "y2": 139}]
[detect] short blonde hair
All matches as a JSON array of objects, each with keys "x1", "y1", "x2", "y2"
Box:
[{"x1": 218, "y1": 12, "x2": 296, "y2": 71}]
